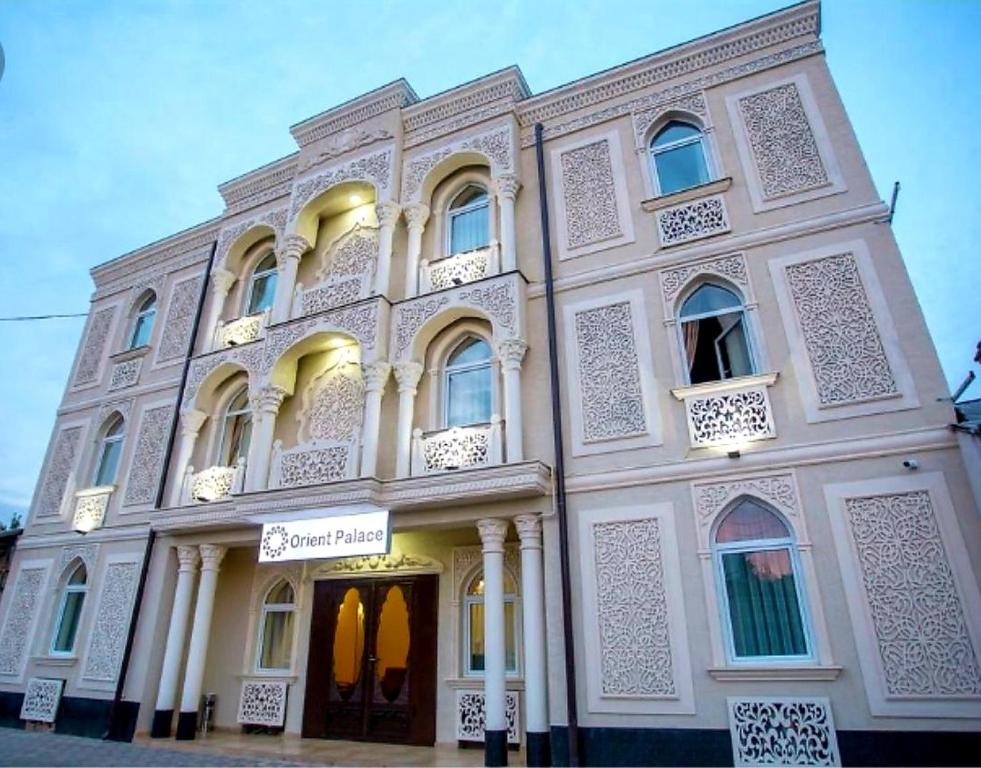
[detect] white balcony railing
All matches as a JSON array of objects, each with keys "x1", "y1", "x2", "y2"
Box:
[
  {"x1": 420, "y1": 245, "x2": 498, "y2": 294},
  {"x1": 269, "y1": 437, "x2": 360, "y2": 489},
  {"x1": 181, "y1": 459, "x2": 246, "y2": 504},
  {"x1": 411, "y1": 418, "x2": 503, "y2": 475},
  {"x1": 293, "y1": 272, "x2": 371, "y2": 318},
  {"x1": 72, "y1": 486, "x2": 114, "y2": 532},
  {"x1": 214, "y1": 310, "x2": 268, "y2": 349},
  {"x1": 672, "y1": 373, "x2": 778, "y2": 449}
]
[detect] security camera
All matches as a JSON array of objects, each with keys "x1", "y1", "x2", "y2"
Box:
[{"x1": 902, "y1": 459, "x2": 919, "y2": 470}]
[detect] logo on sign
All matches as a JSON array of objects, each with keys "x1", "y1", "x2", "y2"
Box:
[{"x1": 258, "y1": 510, "x2": 391, "y2": 563}]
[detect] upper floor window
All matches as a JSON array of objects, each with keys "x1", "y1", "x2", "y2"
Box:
[
  {"x1": 713, "y1": 498, "x2": 811, "y2": 662},
  {"x1": 679, "y1": 284, "x2": 754, "y2": 385},
  {"x1": 51, "y1": 562, "x2": 87, "y2": 655},
  {"x1": 93, "y1": 415, "x2": 125, "y2": 486},
  {"x1": 650, "y1": 121, "x2": 710, "y2": 196},
  {"x1": 464, "y1": 570, "x2": 518, "y2": 676},
  {"x1": 129, "y1": 293, "x2": 156, "y2": 349},
  {"x1": 257, "y1": 579, "x2": 295, "y2": 671},
  {"x1": 218, "y1": 387, "x2": 252, "y2": 467},
  {"x1": 448, "y1": 185, "x2": 490, "y2": 256},
  {"x1": 444, "y1": 336, "x2": 492, "y2": 428},
  {"x1": 245, "y1": 253, "x2": 277, "y2": 315}
]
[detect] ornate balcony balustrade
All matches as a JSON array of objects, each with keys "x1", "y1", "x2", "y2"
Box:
[
  {"x1": 181, "y1": 459, "x2": 246, "y2": 504},
  {"x1": 411, "y1": 418, "x2": 503, "y2": 475},
  {"x1": 214, "y1": 310, "x2": 268, "y2": 349},
  {"x1": 72, "y1": 486, "x2": 113, "y2": 532},
  {"x1": 672, "y1": 373, "x2": 778, "y2": 449},
  {"x1": 292, "y1": 272, "x2": 372, "y2": 319},
  {"x1": 420, "y1": 244, "x2": 499, "y2": 294},
  {"x1": 269, "y1": 437, "x2": 360, "y2": 489}
]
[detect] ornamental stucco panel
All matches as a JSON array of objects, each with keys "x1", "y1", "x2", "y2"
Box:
[
  {"x1": 35, "y1": 425, "x2": 83, "y2": 518},
  {"x1": 290, "y1": 147, "x2": 394, "y2": 220},
  {"x1": 20, "y1": 678, "x2": 65, "y2": 723},
  {"x1": 728, "y1": 697, "x2": 840, "y2": 767},
  {"x1": 82, "y1": 560, "x2": 141, "y2": 682},
  {"x1": 658, "y1": 253, "x2": 750, "y2": 308},
  {"x1": 655, "y1": 195, "x2": 730, "y2": 247},
  {"x1": 237, "y1": 680, "x2": 289, "y2": 726},
  {"x1": 123, "y1": 404, "x2": 175, "y2": 506},
  {"x1": 0, "y1": 565, "x2": 48, "y2": 677},
  {"x1": 300, "y1": 365, "x2": 364, "y2": 443},
  {"x1": 73, "y1": 306, "x2": 116, "y2": 387},
  {"x1": 156, "y1": 275, "x2": 204, "y2": 363},
  {"x1": 107, "y1": 357, "x2": 142, "y2": 390}
]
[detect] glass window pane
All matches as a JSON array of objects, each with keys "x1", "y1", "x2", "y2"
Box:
[
  {"x1": 450, "y1": 204, "x2": 490, "y2": 254},
  {"x1": 95, "y1": 438, "x2": 122, "y2": 486},
  {"x1": 222, "y1": 413, "x2": 252, "y2": 465},
  {"x1": 451, "y1": 186, "x2": 489, "y2": 209},
  {"x1": 717, "y1": 500, "x2": 789, "y2": 543},
  {"x1": 260, "y1": 609, "x2": 294, "y2": 670},
  {"x1": 53, "y1": 591, "x2": 85, "y2": 653},
  {"x1": 655, "y1": 141, "x2": 709, "y2": 194},
  {"x1": 679, "y1": 285, "x2": 742, "y2": 318},
  {"x1": 722, "y1": 548, "x2": 807, "y2": 658},
  {"x1": 248, "y1": 272, "x2": 277, "y2": 314},
  {"x1": 448, "y1": 338, "x2": 491, "y2": 367},
  {"x1": 130, "y1": 310, "x2": 155, "y2": 348},
  {"x1": 652, "y1": 121, "x2": 702, "y2": 147},
  {"x1": 504, "y1": 600, "x2": 517, "y2": 672},
  {"x1": 266, "y1": 581, "x2": 294, "y2": 605},
  {"x1": 447, "y1": 366, "x2": 491, "y2": 427},
  {"x1": 68, "y1": 564, "x2": 87, "y2": 585},
  {"x1": 715, "y1": 315, "x2": 753, "y2": 379},
  {"x1": 469, "y1": 602, "x2": 485, "y2": 672}
]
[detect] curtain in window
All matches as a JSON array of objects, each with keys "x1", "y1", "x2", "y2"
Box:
[
  {"x1": 450, "y1": 205, "x2": 490, "y2": 255},
  {"x1": 447, "y1": 367, "x2": 491, "y2": 427},
  {"x1": 260, "y1": 609, "x2": 294, "y2": 670}
]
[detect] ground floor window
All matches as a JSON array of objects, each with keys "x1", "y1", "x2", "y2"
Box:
[{"x1": 464, "y1": 570, "x2": 518, "y2": 675}]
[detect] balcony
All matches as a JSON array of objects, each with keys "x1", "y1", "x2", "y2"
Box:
[
  {"x1": 411, "y1": 418, "x2": 503, "y2": 475},
  {"x1": 420, "y1": 245, "x2": 498, "y2": 294},
  {"x1": 293, "y1": 272, "x2": 372, "y2": 319},
  {"x1": 72, "y1": 486, "x2": 113, "y2": 532},
  {"x1": 269, "y1": 438, "x2": 360, "y2": 489},
  {"x1": 214, "y1": 310, "x2": 268, "y2": 349},
  {"x1": 181, "y1": 460, "x2": 246, "y2": 503},
  {"x1": 672, "y1": 373, "x2": 778, "y2": 449}
]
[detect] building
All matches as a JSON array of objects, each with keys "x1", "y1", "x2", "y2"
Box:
[{"x1": 1, "y1": 1, "x2": 980, "y2": 764}]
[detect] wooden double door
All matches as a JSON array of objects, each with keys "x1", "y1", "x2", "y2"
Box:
[{"x1": 302, "y1": 575, "x2": 438, "y2": 745}]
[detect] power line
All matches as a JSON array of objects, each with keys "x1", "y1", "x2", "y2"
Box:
[{"x1": 0, "y1": 313, "x2": 87, "y2": 322}]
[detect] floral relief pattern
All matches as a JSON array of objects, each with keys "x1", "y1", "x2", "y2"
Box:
[
  {"x1": 593, "y1": 518, "x2": 676, "y2": 696},
  {"x1": 392, "y1": 296, "x2": 449, "y2": 358},
  {"x1": 237, "y1": 680, "x2": 289, "y2": 726},
  {"x1": 574, "y1": 302, "x2": 647, "y2": 442},
  {"x1": 784, "y1": 253, "x2": 897, "y2": 406},
  {"x1": 458, "y1": 281, "x2": 517, "y2": 335},
  {"x1": 0, "y1": 567, "x2": 46, "y2": 676},
  {"x1": 660, "y1": 254, "x2": 748, "y2": 306},
  {"x1": 108, "y1": 358, "x2": 142, "y2": 390},
  {"x1": 301, "y1": 278, "x2": 365, "y2": 316},
  {"x1": 73, "y1": 307, "x2": 115, "y2": 387},
  {"x1": 289, "y1": 148, "x2": 393, "y2": 220},
  {"x1": 36, "y1": 426, "x2": 83, "y2": 518},
  {"x1": 319, "y1": 225, "x2": 378, "y2": 282},
  {"x1": 428, "y1": 248, "x2": 490, "y2": 291},
  {"x1": 693, "y1": 473, "x2": 799, "y2": 545},
  {"x1": 456, "y1": 690, "x2": 519, "y2": 744},
  {"x1": 83, "y1": 561, "x2": 140, "y2": 681},
  {"x1": 560, "y1": 139, "x2": 623, "y2": 249},
  {"x1": 686, "y1": 386, "x2": 774, "y2": 448},
  {"x1": 738, "y1": 82, "x2": 829, "y2": 199},
  {"x1": 656, "y1": 195, "x2": 730, "y2": 247},
  {"x1": 844, "y1": 491, "x2": 981, "y2": 696},
  {"x1": 20, "y1": 678, "x2": 64, "y2": 723},
  {"x1": 72, "y1": 490, "x2": 110, "y2": 531},
  {"x1": 303, "y1": 365, "x2": 365, "y2": 443},
  {"x1": 157, "y1": 276, "x2": 204, "y2": 362},
  {"x1": 421, "y1": 426, "x2": 491, "y2": 473},
  {"x1": 401, "y1": 124, "x2": 513, "y2": 202},
  {"x1": 632, "y1": 92, "x2": 707, "y2": 147},
  {"x1": 279, "y1": 446, "x2": 351, "y2": 487},
  {"x1": 123, "y1": 405, "x2": 174, "y2": 506},
  {"x1": 215, "y1": 207, "x2": 288, "y2": 266},
  {"x1": 729, "y1": 697, "x2": 840, "y2": 766}
]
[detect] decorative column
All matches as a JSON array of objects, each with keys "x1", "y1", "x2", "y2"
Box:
[
  {"x1": 374, "y1": 202, "x2": 400, "y2": 297},
  {"x1": 271, "y1": 234, "x2": 310, "y2": 323},
  {"x1": 477, "y1": 518, "x2": 510, "y2": 767},
  {"x1": 176, "y1": 544, "x2": 226, "y2": 740},
  {"x1": 360, "y1": 360, "x2": 391, "y2": 478},
  {"x1": 202, "y1": 268, "x2": 236, "y2": 349},
  {"x1": 151, "y1": 545, "x2": 200, "y2": 738},
  {"x1": 169, "y1": 409, "x2": 207, "y2": 507},
  {"x1": 494, "y1": 175, "x2": 520, "y2": 273},
  {"x1": 496, "y1": 337, "x2": 527, "y2": 463},
  {"x1": 393, "y1": 361, "x2": 423, "y2": 478},
  {"x1": 514, "y1": 515, "x2": 550, "y2": 766},
  {"x1": 245, "y1": 385, "x2": 288, "y2": 492},
  {"x1": 403, "y1": 203, "x2": 430, "y2": 298}
]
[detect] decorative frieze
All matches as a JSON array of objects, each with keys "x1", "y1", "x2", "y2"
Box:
[
  {"x1": 655, "y1": 195, "x2": 730, "y2": 247},
  {"x1": 156, "y1": 275, "x2": 204, "y2": 363},
  {"x1": 20, "y1": 678, "x2": 64, "y2": 723},
  {"x1": 456, "y1": 690, "x2": 520, "y2": 745},
  {"x1": 0, "y1": 566, "x2": 47, "y2": 676},
  {"x1": 82, "y1": 560, "x2": 141, "y2": 681},
  {"x1": 560, "y1": 139, "x2": 623, "y2": 250},
  {"x1": 107, "y1": 357, "x2": 142, "y2": 390},
  {"x1": 298, "y1": 127, "x2": 393, "y2": 172},
  {"x1": 218, "y1": 156, "x2": 297, "y2": 217},
  {"x1": 73, "y1": 306, "x2": 116, "y2": 387},
  {"x1": 35, "y1": 426, "x2": 83, "y2": 518},
  {"x1": 237, "y1": 679, "x2": 289, "y2": 727},
  {"x1": 728, "y1": 697, "x2": 840, "y2": 767},
  {"x1": 123, "y1": 404, "x2": 174, "y2": 506},
  {"x1": 289, "y1": 147, "x2": 394, "y2": 220},
  {"x1": 315, "y1": 552, "x2": 444, "y2": 578},
  {"x1": 659, "y1": 253, "x2": 749, "y2": 306}
]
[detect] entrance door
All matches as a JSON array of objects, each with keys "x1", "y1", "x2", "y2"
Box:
[{"x1": 302, "y1": 575, "x2": 438, "y2": 745}]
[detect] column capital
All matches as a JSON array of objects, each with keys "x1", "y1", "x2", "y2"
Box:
[
  {"x1": 513, "y1": 514, "x2": 542, "y2": 548},
  {"x1": 250, "y1": 384, "x2": 289, "y2": 415},
  {"x1": 493, "y1": 174, "x2": 521, "y2": 201},
  {"x1": 496, "y1": 337, "x2": 528, "y2": 370},
  {"x1": 403, "y1": 203, "x2": 430, "y2": 231},
  {"x1": 277, "y1": 234, "x2": 311, "y2": 265},
  {"x1": 179, "y1": 408, "x2": 208, "y2": 436},
  {"x1": 199, "y1": 544, "x2": 227, "y2": 571},
  {"x1": 362, "y1": 360, "x2": 392, "y2": 393},
  {"x1": 477, "y1": 518, "x2": 510, "y2": 552},
  {"x1": 210, "y1": 268, "x2": 237, "y2": 296},
  {"x1": 176, "y1": 545, "x2": 200, "y2": 572},
  {"x1": 393, "y1": 360, "x2": 424, "y2": 393},
  {"x1": 376, "y1": 201, "x2": 402, "y2": 228}
]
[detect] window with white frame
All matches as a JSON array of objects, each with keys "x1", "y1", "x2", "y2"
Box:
[
  {"x1": 443, "y1": 336, "x2": 493, "y2": 428},
  {"x1": 51, "y1": 561, "x2": 87, "y2": 655},
  {"x1": 93, "y1": 415, "x2": 125, "y2": 486},
  {"x1": 678, "y1": 283, "x2": 754, "y2": 385},
  {"x1": 218, "y1": 387, "x2": 252, "y2": 467},
  {"x1": 447, "y1": 185, "x2": 490, "y2": 256},
  {"x1": 129, "y1": 293, "x2": 156, "y2": 349},
  {"x1": 245, "y1": 253, "x2": 277, "y2": 315},
  {"x1": 650, "y1": 120, "x2": 711, "y2": 195},
  {"x1": 257, "y1": 579, "x2": 295, "y2": 671},
  {"x1": 712, "y1": 498, "x2": 811, "y2": 662},
  {"x1": 463, "y1": 570, "x2": 518, "y2": 676}
]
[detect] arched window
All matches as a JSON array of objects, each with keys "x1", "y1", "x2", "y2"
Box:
[
  {"x1": 257, "y1": 579, "x2": 295, "y2": 671},
  {"x1": 713, "y1": 498, "x2": 810, "y2": 661},
  {"x1": 650, "y1": 120, "x2": 710, "y2": 195},
  {"x1": 679, "y1": 283, "x2": 754, "y2": 384},
  {"x1": 51, "y1": 562, "x2": 87, "y2": 654},
  {"x1": 93, "y1": 415, "x2": 125, "y2": 486},
  {"x1": 464, "y1": 570, "x2": 518, "y2": 676},
  {"x1": 443, "y1": 336, "x2": 492, "y2": 428},
  {"x1": 129, "y1": 293, "x2": 156, "y2": 349},
  {"x1": 218, "y1": 387, "x2": 252, "y2": 467},
  {"x1": 447, "y1": 185, "x2": 490, "y2": 256},
  {"x1": 245, "y1": 253, "x2": 277, "y2": 315}
]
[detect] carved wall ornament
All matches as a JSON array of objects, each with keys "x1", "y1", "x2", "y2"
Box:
[
  {"x1": 73, "y1": 306, "x2": 116, "y2": 387},
  {"x1": 72, "y1": 489, "x2": 110, "y2": 532},
  {"x1": 655, "y1": 195, "x2": 730, "y2": 247},
  {"x1": 452, "y1": 544, "x2": 520, "y2": 597},
  {"x1": 299, "y1": 127, "x2": 394, "y2": 171},
  {"x1": 456, "y1": 690, "x2": 520, "y2": 744},
  {"x1": 316, "y1": 224, "x2": 379, "y2": 282},
  {"x1": 495, "y1": 337, "x2": 528, "y2": 369},
  {"x1": 392, "y1": 296, "x2": 449, "y2": 359},
  {"x1": 157, "y1": 275, "x2": 204, "y2": 363},
  {"x1": 58, "y1": 544, "x2": 99, "y2": 574},
  {"x1": 691, "y1": 472, "x2": 801, "y2": 550},
  {"x1": 393, "y1": 361, "x2": 425, "y2": 393},
  {"x1": 35, "y1": 426, "x2": 83, "y2": 518},
  {"x1": 728, "y1": 697, "x2": 840, "y2": 767},
  {"x1": 237, "y1": 680, "x2": 288, "y2": 727},
  {"x1": 107, "y1": 358, "x2": 142, "y2": 391},
  {"x1": 458, "y1": 281, "x2": 517, "y2": 336},
  {"x1": 659, "y1": 254, "x2": 749, "y2": 306},
  {"x1": 215, "y1": 206, "x2": 288, "y2": 267},
  {"x1": 300, "y1": 363, "x2": 365, "y2": 443},
  {"x1": 0, "y1": 566, "x2": 47, "y2": 676},
  {"x1": 97, "y1": 399, "x2": 133, "y2": 425},
  {"x1": 124, "y1": 404, "x2": 175, "y2": 506},
  {"x1": 20, "y1": 678, "x2": 65, "y2": 723},
  {"x1": 82, "y1": 560, "x2": 140, "y2": 681},
  {"x1": 632, "y1": 91, "x2": 708, "y2": 148},
  {"x1": 683, "y1": 385, "x2": 776, "y2": 449},
  {"x1": 289, "y1": 147, "x2": 394, "y2": 220},
  {"x1": 559, "y1": 138, "x2": 623, "y2": 250},
  {"x1": 316, "y1": 552, "x2": 445, "y2": 578},
  {"x1": 275, "y1": 441, "x2": 356, "y2": 488},
  {"x1": 427, "y1": 248, "x2": 490, "y2": 291},
  {"x1": 218, "y1": 313, "x2": 266, "y2": 347},
  {"x1": 361, "y1": 360, "x2": 391, "y2": 393}
]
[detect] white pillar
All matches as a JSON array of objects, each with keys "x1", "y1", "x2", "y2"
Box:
[
  {"x1": 477, "y1": 518, "x2": 510, "y2": 767},
  {"x1": 245, "y1": 385, "x2": 288, "y2": 492},
  {"x1": 176, "y1": 544, "x2": 226, "y2": 739},
  {"x1": 496, "y1": 337, "x2": 527, "y2": 463},
  {"x1": 360, "y1": 360, "x2": 391, "y2": 477},
  {"x1": 494, "y1": 175, "x2": 520, "y2": 273},
  {"x1": 374, "y1": 202, "x2": 400, "y2": 297},
  {"x1": 202, "y1": 268, "x2": 236, "y2": 350},
  {"x1": 169, "y1": 409, "x2": 207, "y2": 507},
  {"x1": 403, "y1": 204, "x2": 430, "y2": 298},
  {"x1": 393, "y1": 361, "x2": 423, "y2": 478},
  {"x1": 514, "y1": 514, "x2": 550, "y2": 765},
  {"x1": 151, "y1": 545, "x2": 200, "y2": 738},
  {"x1": 271, "y1": 235, "x2": 309, "y2": 323}
]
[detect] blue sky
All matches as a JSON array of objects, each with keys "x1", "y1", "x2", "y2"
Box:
[{"x1": 0, "y1": 0, "x2": 978, "y2": 525}]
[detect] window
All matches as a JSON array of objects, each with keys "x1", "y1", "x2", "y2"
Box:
[
  {"x1": 464, "y1": 570, "x2": 518, "y2": 676},
  {"x1": 93, "y1": 415, "x2": 124, "y2": 486},
  {"x1": 443, "y1": 337, "x2": 492, "y2": 428},
  {"x1": 257, "y1": 580, "x2": 295, "y2": 671},
  {"x1": 129, "y1": 293, "x2": 156, "y2": 348},
  {"x1": 447, "y1": 185, "x2": 490, "y2": 256},
  {"x1": 679, "y1": 284, "x2": 754, "y2": 384},
  {"x1": 245, "y1": 253, "x2": 277, "y2": 315},
  {"x1": 650, "y1": 120, "x2": 710, "y2": 195},
  {"x1": 713, "y1": 498, "x2": 811, "y2": 662},
  {"x1": 218, "y1": 387, "x2": 252, "y2": 467},
  {"x1": 51, "y1": 562, "x2": 87, "y2": 655}
]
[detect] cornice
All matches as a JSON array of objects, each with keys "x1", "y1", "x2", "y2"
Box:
[
  {"x1": 217, "y1": 153, "x2": 298, "y2": 216},
  {"x1": 289, "y1": 80, "x2": 418, "y2": 148}
]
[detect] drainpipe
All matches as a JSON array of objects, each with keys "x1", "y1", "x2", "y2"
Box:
[
  {"x1": 534, "y1": 123, "x2": 579, "y2": 767},
  {"x1": 105, "y1": 238, "x2": 218, "y2": 741}
]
